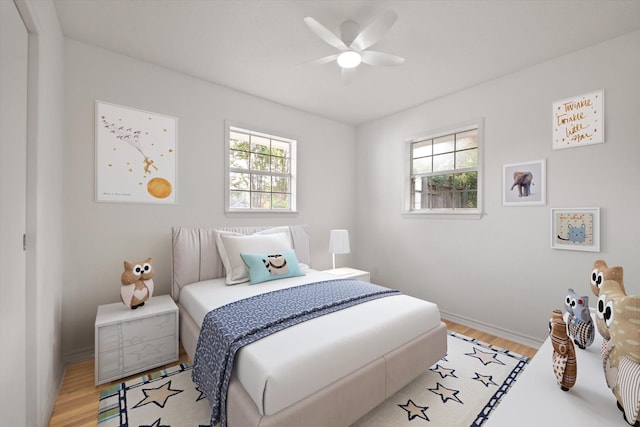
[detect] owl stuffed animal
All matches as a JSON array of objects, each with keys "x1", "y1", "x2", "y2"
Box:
[
  {"x1": 564, "y1": 288, "x2": 595, "y2": 349},
  {"x1": 590, "y1": 260, "x2": 626, "y2": 395},
  {"x1": 597, "y1": 279, "x2": 640, "y2": 426},
  {"x1": 120, "y1": 257, "x2": 154, "y2": 309},
  {"x1": 591, "y1": 260, "x2": 625, "y2": 340},
  {"x1": 549, "y1": 309, "x2": 577, "y2": 391}
]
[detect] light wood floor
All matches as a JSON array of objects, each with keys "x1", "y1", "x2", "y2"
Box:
[{"x1": 48, "y1": 319, "x2": 538, "y2": 426}]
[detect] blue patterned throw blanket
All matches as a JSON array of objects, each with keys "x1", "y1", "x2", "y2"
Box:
[{"x1": 192, "y1": 279, "x2": 401, "y2": 427}]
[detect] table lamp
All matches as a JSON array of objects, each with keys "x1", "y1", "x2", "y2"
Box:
[{"x1": 329, "y1": 229, "x2": 350, "y2": 270}]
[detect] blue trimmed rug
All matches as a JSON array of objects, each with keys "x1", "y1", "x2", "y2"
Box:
[
  {"x1": 353, "y1": 332, "x2": 529, "y2": 426},
  {"x1": 98, "y1": 332, "x2": 529, "y2": 427}
]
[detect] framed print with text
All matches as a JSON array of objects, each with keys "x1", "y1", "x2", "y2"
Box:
[{"x1": 552, "y1": 90, "x2": 604, "y2": 150}]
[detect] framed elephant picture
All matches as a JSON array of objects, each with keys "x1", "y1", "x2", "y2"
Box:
[{"x1": 502, "y1": 159, "x2": 546, "y2": 206}]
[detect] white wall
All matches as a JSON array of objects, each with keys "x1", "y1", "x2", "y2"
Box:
[
  {"x1": 60, "y1": 16, "x2": 639, "y2": 360},
  {"x1": 62, "y1": 39, "x2": 357, "y2": 359},
  {"x1": 355, "y1": 31, "x2": 640, "y2": 345}
]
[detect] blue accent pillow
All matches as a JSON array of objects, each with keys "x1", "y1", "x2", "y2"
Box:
[{"x1": 240, "y1": 249, "x2": 305, "y2": 285}]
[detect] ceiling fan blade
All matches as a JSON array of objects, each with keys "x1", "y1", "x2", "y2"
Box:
[
  {"x1": 350, "y1": 10, "x2": 398, "y2": 51},
  {"x1": 304, "y1": 17, "x2": 348, "y2": 51},
  {"x1": 303, "y1": 54, "x2": 339, "y2": 66},
  {"x1": 341, "y1": 67, "x2": 357, "y2": 85},
  {"x1": 361, "y1": 50, "x2": 405, "y2": 66}
]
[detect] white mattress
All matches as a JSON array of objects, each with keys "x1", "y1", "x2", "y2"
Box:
[{"x1": 180, "y1": 270, "x2": 442, "y2": 416}]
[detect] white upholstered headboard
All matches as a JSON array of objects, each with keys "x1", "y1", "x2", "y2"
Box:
[{"x1": 170, "y1": 225, "x2": 310, "y2": 302}]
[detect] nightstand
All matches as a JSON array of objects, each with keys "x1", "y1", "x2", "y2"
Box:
[
  {"x1": 323, "y1": 267, "x2": 370, "y2": 282},
  {"x1": 94, "y1": 294, "x2": 178, "y2": 385}
]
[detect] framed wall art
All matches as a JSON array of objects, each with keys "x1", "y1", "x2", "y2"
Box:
[
  {"x1": 550, "y1": 207, "x2": 600, "y2": 252},
  {"x1": 96, "y1": 101, "x2": 177, "y2": 204},
  {"x1": 552, "y1": 89, "x2": 604, "y2": 150},
  {"x1": 502, "y1": 159, "x2": 546, "y2": 206}
]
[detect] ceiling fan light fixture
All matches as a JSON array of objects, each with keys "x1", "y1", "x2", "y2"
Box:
[
  {"x1": 304, "y1": 11, "x2": 402, "y2": 81},
  {"x1": 337, "y1": 50, "x2": 362, "y2": 69}
]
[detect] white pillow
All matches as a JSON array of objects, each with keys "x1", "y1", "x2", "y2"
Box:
[{"x1": 216, "y1": 229, "x2": 293, "y2": 284}]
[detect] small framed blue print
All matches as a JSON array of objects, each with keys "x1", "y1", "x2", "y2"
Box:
[{"x1": 551, "y1": 207, "x2": 600, "y2": 252}]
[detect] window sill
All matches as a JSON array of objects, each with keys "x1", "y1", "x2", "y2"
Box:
[
  {"x1": 225, "y1": 209, "x2": 299, "y2": 218},
  {"x1": 401, "y1": 209, "x2": 484, "y2": 220}
]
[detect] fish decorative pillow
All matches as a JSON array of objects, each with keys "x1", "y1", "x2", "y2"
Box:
[
  {"x1": 120, "y1": 257, "x2": 154, "y2": 309},
  {"x1": 240, "y1": 249, "x2": 305, "y2": 285}
]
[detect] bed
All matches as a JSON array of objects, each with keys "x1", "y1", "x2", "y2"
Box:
[{"x1": 171, "y1": 225, "x2": 447, "y2": 427}]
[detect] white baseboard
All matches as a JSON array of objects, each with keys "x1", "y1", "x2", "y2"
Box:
[
  {"x1": 440, "y1": 310, "x2": 544, "y2": 350},
  {"x1": 63, "y1": 347, "x2": 94, "y2": 365}
]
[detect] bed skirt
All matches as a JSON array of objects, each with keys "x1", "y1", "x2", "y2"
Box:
[{"x1": 180, "y1": 305, "x2": 447, "y2": 427}]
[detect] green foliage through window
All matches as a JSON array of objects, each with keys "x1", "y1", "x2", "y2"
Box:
[{"x1": 228, "y1": 126, "x2": 296, "y2": 211}]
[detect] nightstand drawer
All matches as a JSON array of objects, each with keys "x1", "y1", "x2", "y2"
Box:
[
  {"x1": 97, "y1": 334, "x2": 177, "y2": 382},
  {"x1": 98, "y1": 312, "x2": 176, "y2": 352}
]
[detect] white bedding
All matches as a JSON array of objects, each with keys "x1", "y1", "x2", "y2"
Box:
[{"x1": 180, "y1": 270, "x2": 442, "y2": 416}]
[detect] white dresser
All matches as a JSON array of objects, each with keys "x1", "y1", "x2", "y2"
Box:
[
  {"x1": 94, "y1": 294, "x2": 179, "y2": 385},
  {"x1": 486, "y1": 314, "x2": 629, "y2": 426}
]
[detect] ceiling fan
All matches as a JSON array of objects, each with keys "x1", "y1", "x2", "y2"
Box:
[{"x1": 304, "y1": 10, "x2": 405, "y2": 84}]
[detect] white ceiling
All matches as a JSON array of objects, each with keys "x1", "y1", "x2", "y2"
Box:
[{"x1": 53, "y1": 0, "x2": 640, "y2": 126}]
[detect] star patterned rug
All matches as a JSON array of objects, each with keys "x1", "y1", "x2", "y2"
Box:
[
  {"x1": 352, "y1": 332, "x2": 529, "y2": 426},
  {"x1": 97, "y1": 332, "x2": 529, "y2": 427},
  {"x1": 97, "y1": 363, "x2": 209, "y2": 427}
]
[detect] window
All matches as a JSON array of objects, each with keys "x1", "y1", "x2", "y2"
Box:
[
  {"x1": 405, "y1": 121, "x2": 482, "y2": 216},
  {"x1": 225, "y1": 123, "x2": 297, "y2": 213}
]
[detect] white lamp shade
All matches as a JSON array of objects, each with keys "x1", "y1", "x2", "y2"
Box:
[{"x1": 329, "y1": 229, "x2": 350, "y2": 254}]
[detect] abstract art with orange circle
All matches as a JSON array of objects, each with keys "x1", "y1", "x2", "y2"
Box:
[{"x1": 96, "y1": 101, "x2": 177, "y2": 204}]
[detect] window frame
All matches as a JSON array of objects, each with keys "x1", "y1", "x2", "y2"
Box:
[
  {"x1": 403, "y1": 119, "x2": 484, "y2": 219},
  {"x1": 225, "y1": 121, "x2": 298, "y2": 215}
]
